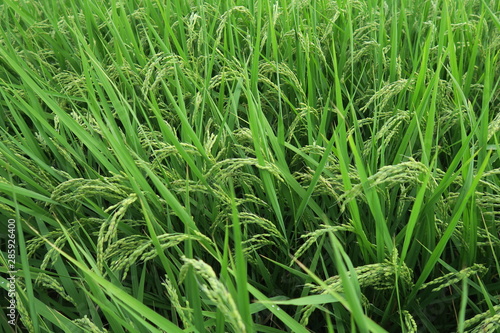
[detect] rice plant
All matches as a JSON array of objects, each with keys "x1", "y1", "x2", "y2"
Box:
[{"x1": 0, "y1": 0, "x2": 499, "y2": 332}]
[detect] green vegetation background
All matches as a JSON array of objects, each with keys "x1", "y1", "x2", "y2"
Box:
[{"x1": 0, "y1": 0, "x2": 499, "y2": 332}]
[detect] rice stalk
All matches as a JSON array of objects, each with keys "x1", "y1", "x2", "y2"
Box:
[
  {"x1": 35, "y1": 273, "x2": 76, "y2": 305},
  {"x1": 180, "y1": 257, "x2": 247, "y2": 333},
  {"x1": 162, "y1": 276, "x2": 193, "y2": 329},
  {"x1": 419, "y1": 264, "x2": 487, "y2": 292},
  {"x1": 72, "y1": 315, "x2": 108, "y2": 333}
]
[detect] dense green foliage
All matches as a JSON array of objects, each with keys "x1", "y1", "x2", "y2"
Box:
[{"x1": 0, "y1": 0, "x2": 499, "y2": 332}]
